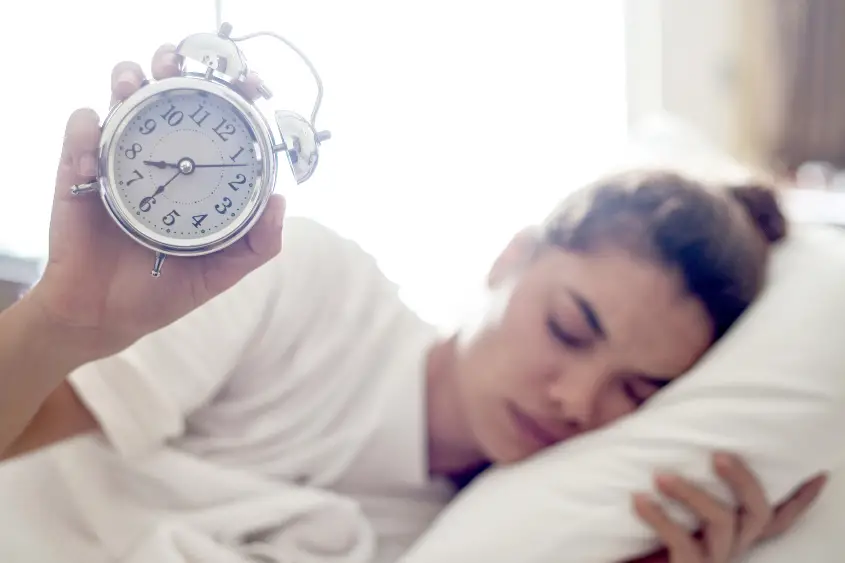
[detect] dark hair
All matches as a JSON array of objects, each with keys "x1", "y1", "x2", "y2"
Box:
[{"x1": 540, "y1": 170, "x2": 787, "y2": 340}]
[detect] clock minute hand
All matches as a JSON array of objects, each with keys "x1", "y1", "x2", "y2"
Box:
[
  {"x1": 139, "y1": 169, "x2": 182, "y2": 208},
  {"x1": 156, "y1": 169, "x2": 183, "y2": 193},
  {"x1": 192, "y1": 163, "x2": 250, "y2": 168}
]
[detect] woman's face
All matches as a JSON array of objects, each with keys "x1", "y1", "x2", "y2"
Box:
[{"x1": 454, "y1": 237, "x2": 713, "y2": 464}]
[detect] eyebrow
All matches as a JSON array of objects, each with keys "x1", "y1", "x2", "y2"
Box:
[{"x1": 569, "y1": 290, "x2": 606, "y2": 340}]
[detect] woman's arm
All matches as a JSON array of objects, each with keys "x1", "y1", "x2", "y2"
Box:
[{"x1": 0, "y1": 293, "x2": 100, "y2": 457}]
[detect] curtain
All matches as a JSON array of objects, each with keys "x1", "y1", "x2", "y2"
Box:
[{"x1": 759, "y1": 0, "x2": 845, "y2": 174}]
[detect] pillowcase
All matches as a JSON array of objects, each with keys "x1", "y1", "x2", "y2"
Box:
[{"x1": 399, "y1": 223, "x2": 845, "y2": 562}]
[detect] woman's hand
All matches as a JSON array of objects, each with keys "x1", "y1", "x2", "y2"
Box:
[
  {"x1": 629, "y1": 453, "x2": 828, "y2": 563},
  {"x1": 0, "y1": 44, "x2": 284, "y2": 457},
  {"x1": 29, "y1": 44, "x2": 285, "y2": 363}
]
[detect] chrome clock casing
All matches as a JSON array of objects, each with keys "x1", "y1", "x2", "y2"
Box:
[{"x1": 95, "y1": 74, "x2": 292, "y2": 257}]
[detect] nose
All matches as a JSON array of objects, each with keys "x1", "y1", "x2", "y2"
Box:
[{"x1": 546, "y1": 363, "x2": 606, "y2": 431}]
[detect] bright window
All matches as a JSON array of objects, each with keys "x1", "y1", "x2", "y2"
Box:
[
  {"x1": 220, "y1": 1, "x2": 629, "y2": 325},
  {"x1": 8, "y1": 1, "x2": 627, "y2": 326},
  {"x1": 4, "y1": 0, "x2": 215, "y2": 259}
]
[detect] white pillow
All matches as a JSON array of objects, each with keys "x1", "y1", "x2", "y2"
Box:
[{"x1": 399, "y1": 224, "x2": 845, "y2": 563}]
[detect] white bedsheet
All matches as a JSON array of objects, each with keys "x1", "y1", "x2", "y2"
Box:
[{"x1": 0, "y1": 436, "x2": 375, "y2": 563}]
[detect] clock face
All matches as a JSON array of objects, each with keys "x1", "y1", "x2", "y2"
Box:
[{"x1": 111, "y1": 88, "x2": 263, "y2": 243}]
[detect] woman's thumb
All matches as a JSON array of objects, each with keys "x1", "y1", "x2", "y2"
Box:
[{"x1": 55, "y1": 108, "x2": 101, "y2": 201}]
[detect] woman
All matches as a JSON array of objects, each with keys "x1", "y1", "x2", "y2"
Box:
[{"x1": 0, "y1": 45, "x2": 826, "y2": 563}]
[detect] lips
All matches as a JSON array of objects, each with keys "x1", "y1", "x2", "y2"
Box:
[{"x1": 508, "y1": 403, "x2": 561, "y2": 449}]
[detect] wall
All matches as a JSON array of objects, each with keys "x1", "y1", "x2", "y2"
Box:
[
  {"x1": 625, "y1": 0, "x2": 767, "y2": 166},
  {"x1": 0, "y1": 255, "x2": 43, "y2": 312}
]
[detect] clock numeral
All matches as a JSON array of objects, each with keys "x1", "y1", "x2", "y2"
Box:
[
  {"x1": 124, "y1": 143, "x2": 143, "y2": 159},
  {"x1": 228, "y1": 174, "x2": 247, "y2": 191},
  {"x1": 215, "y1": 197, "x2": 233, "y2": 214},
  {"x1": 192, "y1": 214, "x2": 208, "y2": 228},
  {"x1": 160, "y1": 104, "x2": 184, "y2": 126},
  {"x1": 139, "y1": 196, "x2": 156, "y2": 213},
  {"x1": 162, "y1": 209, "x2": 181, "y2": 226},
  {"x1": 126, "y1": 169, "x2": 144, "y2": 185},
  {"x1": 229, "y1": 147, "x2": 245, "y2": 162},
  {"x1": 189, "y1": 104, "x2": 211, "y2": 127},
  {"x1": 213, "y1": 118, "x2": 236, "y2": 142},
  {"x1": 139, "y1": 119, "x2": 157, "y2": 135}
]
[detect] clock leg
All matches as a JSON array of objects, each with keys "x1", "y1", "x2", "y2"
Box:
[
  {"x1": 70, "y1": 181, "x2": 99, "y2": 195},
  {"x1": 151, "y1": 252, "x2": 166, "y2": 278}
]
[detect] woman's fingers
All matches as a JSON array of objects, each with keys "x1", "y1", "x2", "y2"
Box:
[
  {"x1": 116, "y1": 44, "x2": 266, "y2": 104},
  {"x1": 200, "y1": 194, "x2": 286, "y2": 295},
  {"x1": 110, "y1": 43, "x2": 182, "y2": 109},
  {"x1": 234, "y1": 72, "x2": 265, "y2": 101},
  {"x1": 243, "y1": 194, "x2": 286, "y2": 259},
  {"x1": 57, "y1": 109, "x2": 101, "y2": 199},
  {"x1": 712, "y1": 453, "x2": 772, "y2": 552},
  {"x1": 635, "y1": 457, "x2": 828, "y2": 563},
  {"x1": 655, "y1": 473, "x2": 734, "y2": 562},
  {"x1": 110, "y1": 61, "x2": 147, "y2": 107},
  {"x1": 151, "y1": 43, "x2": 182, "y2": 80},
  {"x1": 763, "y1": 473, "x2": 828, "y2": 538},
  {"x1": 633, "y1": 493, "x2": 703, "y2": 562}
]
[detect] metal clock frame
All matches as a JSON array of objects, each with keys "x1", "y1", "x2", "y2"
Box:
[{"x1": 96, "y1": 74, "x2": 287, "y2": 258}]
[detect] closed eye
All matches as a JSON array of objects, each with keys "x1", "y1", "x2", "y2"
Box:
[
  {"x1": 546, "y1": 318, "x2": 590, "y2": 349},
  {"x1": 622, "y1": 376, "x2": 669, "y2": 406}
]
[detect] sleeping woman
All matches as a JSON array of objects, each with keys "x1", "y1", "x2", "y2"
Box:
[{"x1": 0, "y1": 45, "x2": 827, "y2": 563}]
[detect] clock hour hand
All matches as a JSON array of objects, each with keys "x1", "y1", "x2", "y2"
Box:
[{"x1": 143, "y1": 160, "x2": 179, "y2": 169}]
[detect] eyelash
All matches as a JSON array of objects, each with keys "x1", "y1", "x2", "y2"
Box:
[
  {"x1": 547, "y1": 318, "x2": 659, "y2": 406},
  {"x1": 622, "y1": 381, "x2": 647, "y2": 406},
  {"x1": 546, "y1": 318, "x2": 588, "y2": 349},
  {"x1": 622, "y1": 379, "x2": 660, "y2": 406}
]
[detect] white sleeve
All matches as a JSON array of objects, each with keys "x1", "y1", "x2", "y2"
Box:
[{"x1": 68, "y1": 217, "x2": 346, "y2": 459}]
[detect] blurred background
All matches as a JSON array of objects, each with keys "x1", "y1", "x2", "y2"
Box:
[{"x1": 1, "y1": 0, "x2": 843, "y2": 326}]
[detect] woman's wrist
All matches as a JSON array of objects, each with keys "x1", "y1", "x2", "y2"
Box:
[
  {"x1": 1, "y1": 289, "x2": 104, "y2": 379},
  {"x1": 0, "y1": 289, "x2": 103, "y2": 456}
]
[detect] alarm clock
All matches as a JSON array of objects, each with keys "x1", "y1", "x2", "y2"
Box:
[{"x1": 71, "y1": 23, "x2": 330, "y2": 277}]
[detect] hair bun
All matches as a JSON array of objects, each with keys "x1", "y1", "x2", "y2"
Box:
[{"x1": 727, "y1": 183, "x2": 788, "y2": 244}]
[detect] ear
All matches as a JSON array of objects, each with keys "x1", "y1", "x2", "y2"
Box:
[{"x1": 487, "y1": 227, "x2": 542, "y2": 288}]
